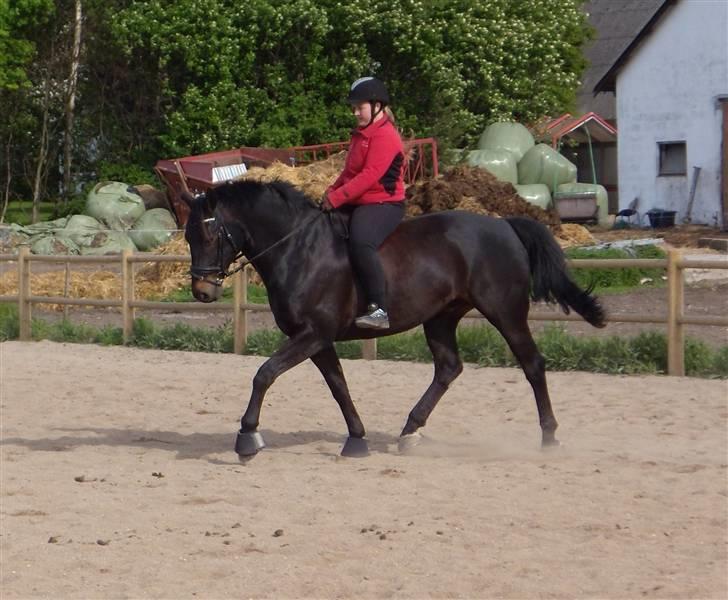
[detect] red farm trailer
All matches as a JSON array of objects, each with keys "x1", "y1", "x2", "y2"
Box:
[{"x1": 155, "y1": 138, "x2": 439, "y2": 226}]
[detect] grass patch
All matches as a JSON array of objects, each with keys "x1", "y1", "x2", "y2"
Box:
[
  {"x1": 1, "y1": 306, "x2": 725, "y2": 378},
  {"x1": 2, "y1": 200, "x2": 56, "y2": 225},
  {"x1": 565, "y1": 245, "x2": 666, "y2": 292}
]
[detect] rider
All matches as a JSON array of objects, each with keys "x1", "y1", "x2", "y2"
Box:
[{"x1": 321, "y1": 77, "x2": 406, "y2": 330}]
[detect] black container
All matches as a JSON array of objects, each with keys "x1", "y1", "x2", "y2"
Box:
[{"x1": 647, "y1": 210, "x2": 676, "y2": 228}]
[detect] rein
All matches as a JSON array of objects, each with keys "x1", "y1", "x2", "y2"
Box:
[{"x1": 190, "y1": 209, "x2": 324, "y2": 286}]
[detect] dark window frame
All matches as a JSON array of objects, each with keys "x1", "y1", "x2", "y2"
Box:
[{"x1": 657, "y1": 141, "x2": 687, "y2": 176}]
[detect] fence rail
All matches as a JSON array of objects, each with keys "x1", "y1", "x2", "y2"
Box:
[{"x1": 1, "y1": 247, "x2": 726, "y2": 375}]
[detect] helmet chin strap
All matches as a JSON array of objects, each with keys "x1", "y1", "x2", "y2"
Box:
[{"x1": 367, "y1": 101, "x2": 384, "y2": 126}]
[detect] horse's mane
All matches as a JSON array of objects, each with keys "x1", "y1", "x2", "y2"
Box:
[{"x1": 208, "y1": 178, "x2": 318, "y2": 215}]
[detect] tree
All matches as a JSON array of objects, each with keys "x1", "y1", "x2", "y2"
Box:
[
  {"x1": 111, "y1": 0, "x2": 591, "y2": 157},
  {"x1": 0, "y1": 0, "x2": 54, "y2": 221},
  {"x1": 61, "y1": 0, "x2": 82, "y2": 206},
  {"x1": 2, "y1": 0, "x2": 593, "y2": 211}
]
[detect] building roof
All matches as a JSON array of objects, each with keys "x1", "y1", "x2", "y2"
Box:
[
  {"x1": 533, "y1": 112, "x2": 618, "y2": 147},
  {"x1": 577, "y1": 0, "x2": 673, "y2": 120}
]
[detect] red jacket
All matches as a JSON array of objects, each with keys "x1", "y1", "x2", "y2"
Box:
[{"x1": 327, "y1": 116, "x2": 406, "y2": 208}]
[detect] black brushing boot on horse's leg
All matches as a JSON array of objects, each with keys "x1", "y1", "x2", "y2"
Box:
[
  {"x1": 235, "y1": 430, "x2": 265, "y2": 456},
  {"x1": 310, "y1": 346, "x2": 370, "y2": 457}
]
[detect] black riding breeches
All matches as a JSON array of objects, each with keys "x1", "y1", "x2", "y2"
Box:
[{"x1": 348, "y1": 201, "x2": 405, "y2": 311}]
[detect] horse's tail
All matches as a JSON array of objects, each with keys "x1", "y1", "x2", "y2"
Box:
[{"x1": 506, "y1": 217, "x2": 606, "y2": 328}]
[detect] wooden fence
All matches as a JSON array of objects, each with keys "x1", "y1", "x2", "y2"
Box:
[{"x1": 0, "y1": 247, "x2": 726, "y2": 376}]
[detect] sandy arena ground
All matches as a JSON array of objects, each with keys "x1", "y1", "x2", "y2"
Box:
[{"x1": 1, "y1": 341, "x2": 726, "y2": 599}]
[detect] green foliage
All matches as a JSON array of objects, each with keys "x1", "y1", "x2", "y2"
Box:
[
  {"x1": 2, "y1": 200, "x2": 55, "y2": 225},
  {"x1": 566, "y1": 245, "x2": 666, "y2": 291},
  {"x1": 0, "y1": 0, "x2": 54, "y2": 91},
  {"x1": 131, "y1": 317, "x2": 233, "y2": 353},
  {"x1": 243, "y1": 329, "x2": 286, "y2": 356},
  {"x1": 96, "y1": 162, "x2": 159, "y2": 187},
  {"x1": 51, "y1": 195, "x2": 87, "y2": 219},
  {"x1": 710, "y1": 346, "x2": 728, "y2": 379},
  {"x1": 5, "y1": 0, "x2": 593, "y2": 204},
  {"x1": 629, "y1": 331, "x2": 667, "y2": 373},
  {"x1": 457, "y1": 326, "x2": 515, "y2": 367},
  {"x1": 110, "y1": 0, "x2": 592, "y2": 155},
  {"x1": 684, "y1": 338, "x2": 717, "y2": 378},
  {"x1": 378, "y1": 330, "x2": 433, "y2": 362},
  {"x1": 0, "y1": 304, "x2": 19, "y2": 340}
]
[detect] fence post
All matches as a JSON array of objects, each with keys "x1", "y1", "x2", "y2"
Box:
[
  {"x1": 121, "y1": 249, "x2": 134, "y2": 343},
  {"x1": 667, "y1": 249, "x2": 685, "y2": 376},
  {"x1": 17, "y1": 246, "x2": 31, "y2": 341},
  {"x1": 362, "y1": 338, "x2": 377, "y2": 360},
  {"x1": 233, "y1": 267, "x2": 248, "y2": 354},
  {"x1": 63, "y1": 260, "x2": 70, "y2": 320}
]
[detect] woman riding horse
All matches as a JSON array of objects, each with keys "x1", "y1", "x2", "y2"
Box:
[
  {"x1": 321, "y1": 77, "x2": 406, "y2": 331},
  {"x1": 183, "y1": 174, "x2": 605, "y2": 459}
]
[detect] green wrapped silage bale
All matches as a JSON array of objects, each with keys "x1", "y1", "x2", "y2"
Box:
[
  {"x1": 129, "y1": 208, "x2": 178, "y2": 251},
  {"x1": 86, "y1": 181, "x2": 146, "y2": 231},
  {"x1": 56, "y1": 214, "x2": 105, "y2": 247},
  {"x1": 517, "y1": 143, "x2": 577, "y2": 192},
  {"x1": 11, "y1": 218, "x2": 68, "y2": 236},
  {"x1": 30, "y1": 235, "x2": 80, "y2": 255},
  {"x1": 556, "y1": 183, "x2": 609, "y2": 226},
  {"x1": 466, "y1": 149, "x2": 518, "y2": 184},
  {"x1": 477, "y1": 122, "x2": 535, "y2": 162},
  {"x1": 514, "y1": 184, "x2": 552, "y2": 210},
  {"x1": 79, "y1": 231, "x2": 137, "y2": 255}
]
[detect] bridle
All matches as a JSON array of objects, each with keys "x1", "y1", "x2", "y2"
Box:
[{"x1": 189, "y1": 210, "x2": 324, "y2": 287}]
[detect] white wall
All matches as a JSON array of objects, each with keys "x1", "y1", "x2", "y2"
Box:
[{"x1": 616, "y1": 0, "x2": 728, "y2": 226}]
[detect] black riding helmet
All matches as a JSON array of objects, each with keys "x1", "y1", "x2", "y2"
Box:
[
  {"x1": 347, "y1": 77, "x2": 390, "y2": 105},
  {"x1": 347, "y1": 77, "x2": 390, "y2": 126}
]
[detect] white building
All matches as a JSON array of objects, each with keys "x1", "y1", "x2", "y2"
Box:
[{"x1": 594, "y1": 0, "x2": 728, "y2": 228}]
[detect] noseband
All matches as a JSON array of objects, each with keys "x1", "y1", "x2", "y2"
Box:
[{"x1": 189, "y1": 210, "x2": 324, "y2": 287}]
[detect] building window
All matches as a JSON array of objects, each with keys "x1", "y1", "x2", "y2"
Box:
[{"x1": 658, "y1": 141, "x2": 687, "y2": 176}]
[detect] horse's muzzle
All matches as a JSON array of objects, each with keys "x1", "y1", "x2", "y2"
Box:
[{"x1": 190, "y1": 273, "x2": 223, "y2": 303}]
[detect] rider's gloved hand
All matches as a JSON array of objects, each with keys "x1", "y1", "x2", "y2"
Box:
[{"x1": 320, "y1": 191, "x2": 334, "y2": 212}]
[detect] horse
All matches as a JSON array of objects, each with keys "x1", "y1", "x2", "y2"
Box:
[{"x1": 181, "y1": 179, "x2": 605, "y2": 459}]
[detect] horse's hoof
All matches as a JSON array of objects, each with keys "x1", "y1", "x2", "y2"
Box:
[
  {"x1": 341, "y1": 437, "x2": 369, "y2": 457},
  {"x1": 235, "y1": 430, "x2": 265, "y2": 457},
  {"x1": 398, "y1": 432, "x2": 423, "y2": 454},
  {"x1": 542, "y1": 437, "x2": 561, "y2": 450}
]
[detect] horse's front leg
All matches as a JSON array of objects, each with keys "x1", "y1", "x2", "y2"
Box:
[
  {"x1": 310, "y1": 345, "x2": 369, "y2": 457},
  {"x1": 237, "y1": 332, "x2": 326, "y2": 457}
]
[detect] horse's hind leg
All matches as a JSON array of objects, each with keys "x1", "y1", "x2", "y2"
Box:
[
  {"x1": 310, "y1": 345, "x2": 368, "y2": 457},
  {"x1": 484, "y1": 308, "x2": 559, "y2": 447},
  {"x1": 400, "y1": 312, "x2": 464, "y2": 441}
]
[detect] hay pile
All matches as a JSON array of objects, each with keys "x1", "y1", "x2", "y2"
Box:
[
  {"x1": 241, "y1": 152, "x2": 346, "y2": 200},
  {"x1": 0, "y1": 234, "x2": 203, "y2": 311},
  {"x1": 557, "y1": 223, "x2": 597, "y2": 247}
]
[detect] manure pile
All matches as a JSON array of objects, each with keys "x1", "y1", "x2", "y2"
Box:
[{"x1": 405, "y1": 165, "x2": 561, "y2": 231}]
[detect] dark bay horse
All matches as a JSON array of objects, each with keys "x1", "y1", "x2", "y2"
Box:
[{"x1": 182, "y1": 179, "x2": 605, "y2": 458}]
